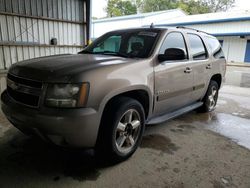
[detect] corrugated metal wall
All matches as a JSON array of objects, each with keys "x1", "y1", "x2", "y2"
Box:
[{"x1": 0, "y1": 0, "x2": 88, "y2": 70}]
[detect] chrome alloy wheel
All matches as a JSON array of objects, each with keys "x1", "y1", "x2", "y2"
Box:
[
  {"x1": 115, "y1": 109, "x2": 141, "y2": 154},
  {"x1": 208, "y1": 86, "x2": 217, "y2": 111}
]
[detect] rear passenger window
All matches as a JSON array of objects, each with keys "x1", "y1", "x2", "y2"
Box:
[
  {"x1": 159, "y1": 32, "x2": 188, "y2": 59},
  {"x1": 206, "y1": 37, "x2": 225, "y2": 59},
  {"x1": 188, "y1": 34, "x2": 207, "y2": 60}
]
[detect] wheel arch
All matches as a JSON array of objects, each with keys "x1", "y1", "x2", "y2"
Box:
[
  {"x1": 101, "y1": 89, "x2": 151, "y2": 120},
  {"x1": 95, "y1": 88, "x2": 151, "y2": 150},
  {"x1": 210, "y1": 74, "x2": 222, "y2": 89}
]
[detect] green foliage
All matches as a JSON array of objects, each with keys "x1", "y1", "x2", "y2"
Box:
[
  {"x1": 203, "y1": 0, "x2": 236, "y2": 12},
  {"x1": 178, "y1": 0, "x2": 235, "y2": 14},
  {"x1": 105, "y1": 0, "x2": 235, "y2": 17},
  {"x1": 138, "y1": 0, "x2": 179, "y2": 13},
  {"x1": 178, "y1": 0, "x2": 211, "y2": 15},
  {"x1": 106, "y1": 0, "x2": 137, "y2": 17}
]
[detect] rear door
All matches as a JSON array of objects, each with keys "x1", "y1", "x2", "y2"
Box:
[
  {"x1": 153, "y1": 31, "x2": 194, "y2": 116},
  {"x1": 185, "y1": 33, "x2": 211, "y2": 101}
]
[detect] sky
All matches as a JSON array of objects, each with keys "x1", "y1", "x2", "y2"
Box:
[{"x1": 92, "y1": 0, "x2": 250, "y2": 18}]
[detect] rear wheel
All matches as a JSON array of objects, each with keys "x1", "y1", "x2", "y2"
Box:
[
  {"x1": 96, "y1": 97, "x2": 145, "y2": 163},
  {"x1": 198, "y1": 80, "x2": 219, "y2": 112}
]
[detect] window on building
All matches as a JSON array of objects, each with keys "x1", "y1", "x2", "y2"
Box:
[
  {"x1": 159, "y1": 32, "x2": 188, "y2": 59},
  {"x1": 188, "y1": 34, "x2": 208, "y2": 60}
]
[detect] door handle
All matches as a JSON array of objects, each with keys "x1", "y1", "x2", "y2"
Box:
[
  {"x1": 206, "y1": 64, "x2": 211, "y2": 69},
  {"x1": 184, "y1": 67, "x2": 192, "y2": 73}
]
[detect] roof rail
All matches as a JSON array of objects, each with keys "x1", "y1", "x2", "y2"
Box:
[{"x1": 176, "y1": 26, "x2": 209, "y2": 35}]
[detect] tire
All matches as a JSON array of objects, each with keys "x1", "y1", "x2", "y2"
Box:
[
  {"x1": 198, "y1": 80, "x2": 219, "y2": 112},
  {"x1": 95, "y1": 97, "x2": 145, "y2": 163}
]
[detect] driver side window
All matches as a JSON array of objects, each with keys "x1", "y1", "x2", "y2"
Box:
[{"x1": 159, "y1": 32, "x2": 188, "y2": 59}]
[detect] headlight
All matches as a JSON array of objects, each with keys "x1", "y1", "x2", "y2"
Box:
[{"x1": 45, "y1": 83, "x2": 89, "y2": 108}]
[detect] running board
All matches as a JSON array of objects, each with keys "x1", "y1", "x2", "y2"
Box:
[{"x1": 147, "y1": 102, "x2": 203, "y2": 125}]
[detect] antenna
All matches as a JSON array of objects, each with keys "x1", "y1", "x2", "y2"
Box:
[{"x1": 150, "y1": 23, "x2": 154, "y2": 28}]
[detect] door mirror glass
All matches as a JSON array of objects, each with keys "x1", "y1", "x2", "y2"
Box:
[{"x1": 158, "y1": 48, "x2": 186, "y2": 62}]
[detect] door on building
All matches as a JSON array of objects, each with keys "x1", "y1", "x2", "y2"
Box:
[{"x1": 245, "y1": 40, "x2": 250, "y2": 63}]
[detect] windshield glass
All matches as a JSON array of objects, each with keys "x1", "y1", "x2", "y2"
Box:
[{"x1": 80, "y1": 30, "x2": 161, "y2": 58}]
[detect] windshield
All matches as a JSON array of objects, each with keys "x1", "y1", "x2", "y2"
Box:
[{"x1": 80, "y1": 30, "x2": 161, "y2": 58}]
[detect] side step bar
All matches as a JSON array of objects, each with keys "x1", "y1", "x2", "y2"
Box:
[{"x1": 147, "y1": 102, "x2": 203, "y2": 125}]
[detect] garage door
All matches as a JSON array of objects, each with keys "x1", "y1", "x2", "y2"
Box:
[{"x1": 245, "y1": 40, "x2": 250, "y2": 63}]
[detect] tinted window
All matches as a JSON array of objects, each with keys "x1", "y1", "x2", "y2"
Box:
[
  {"x1": 93, "y1": 35, "x2": 121, "y2": 53},
  {"x1": 188, "y1": 34, "x2": 207, "y2": 60},
  {"x1": 127, "y1": 36, "x2": 144, "y2": 54},
  {"x1": 159, "y1": 32, "x2": 188, "y2": 59},
  {"x1": 206, "y1": 36, "x2": 225, "y2": 59}
]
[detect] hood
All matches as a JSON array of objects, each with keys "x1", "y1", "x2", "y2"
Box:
[{"x1": 9, "y1": 54, "x2": 133, "y2": 82}]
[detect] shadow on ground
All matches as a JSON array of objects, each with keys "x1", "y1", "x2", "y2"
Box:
[{"x1": 0, "y1": 129, "x2": 104, "y2": 184}]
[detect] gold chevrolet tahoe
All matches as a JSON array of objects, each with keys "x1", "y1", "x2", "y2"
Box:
[{"x1": 1, "y1": 27, "x2": 226, "y2": 162}]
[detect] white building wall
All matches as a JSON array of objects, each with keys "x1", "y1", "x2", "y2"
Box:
[
  {"x1": 186, "y1": 21, "x2": 250, "y2": 35},
  {"x1": 92, "y1": 18, "x2": 144, "y2": 38},
  {"x1": 92, "y1": 9, "x2": 186, "y2": 38},
  {"x1": 142, "y1": 10, "x2": 186, "y2": 25}
]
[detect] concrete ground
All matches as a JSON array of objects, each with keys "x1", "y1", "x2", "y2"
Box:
[{"x1": 0, "y1": 66, "x2": 250, "y2": 188}]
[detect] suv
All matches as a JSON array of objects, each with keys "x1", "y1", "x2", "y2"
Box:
[{"x1": 1, "y1": 27, "x2": 226, "y2": 162}]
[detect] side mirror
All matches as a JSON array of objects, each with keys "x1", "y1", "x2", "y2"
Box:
[{"x1": 158, "y1": 48, "x2": 186, "y2": 62}]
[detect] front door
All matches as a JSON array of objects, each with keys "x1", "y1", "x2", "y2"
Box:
[{"x1": 153, "y1": 32, "x2": 194, "y2": 116}]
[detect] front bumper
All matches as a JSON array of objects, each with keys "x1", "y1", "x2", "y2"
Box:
[{"x1": 1, "y1": 90, "x2": 100, "y2": 148}]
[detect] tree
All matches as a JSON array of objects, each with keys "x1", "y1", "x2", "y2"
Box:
[
  {"x1": 105, "y1": 0, "x2": 137, "y2": 17},
  {"x1": 203, "y1": 0, "x2": 235, "y2": 12},
  {"x1": 178, "y1": 0, "x2": 211, "y2": 15},
  {"x1": 178, "y1": 0, "x2": 235, "y2": 14},
  {"x1": 136, "y1": 0, "x2": 179, "y2": 13},
  {"x1": 136, "y1": 0, "x2": 235, "y2": 14},
  {"x1": 104, "y1": 0, "x2": 235, "y2": 17}
]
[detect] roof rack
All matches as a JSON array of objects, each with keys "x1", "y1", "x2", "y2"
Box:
[{"x1": 176, "y1": 26, "x2": 209, "y2": 35}]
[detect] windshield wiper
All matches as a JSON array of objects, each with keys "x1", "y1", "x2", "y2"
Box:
[
  {"x1": 101, "y1": 51, "x2": 129, "y2": 58},
  {"x1": 78, "y1": 50, "x2": 95, "y2": 54}
]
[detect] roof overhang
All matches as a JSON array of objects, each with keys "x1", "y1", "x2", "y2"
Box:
[{"x1": 211, "y1": 32, "x2": 250, "y2": 37}]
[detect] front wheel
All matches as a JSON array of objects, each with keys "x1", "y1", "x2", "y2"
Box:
[
  {"x1": 198, "y1": 80, "x2": 219, "y2": 112},
  {"x1": 96, "y1": 97, "x2": 145, "y2": 163}
]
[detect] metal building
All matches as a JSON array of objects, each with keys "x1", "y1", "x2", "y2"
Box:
[{"x1": 0, "y1": 0, "x2": 91, "y2": 92}]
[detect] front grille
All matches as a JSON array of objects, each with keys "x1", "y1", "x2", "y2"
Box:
[{"x1": 7, "y1": 74, "x2": 43, "y2": 107}]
